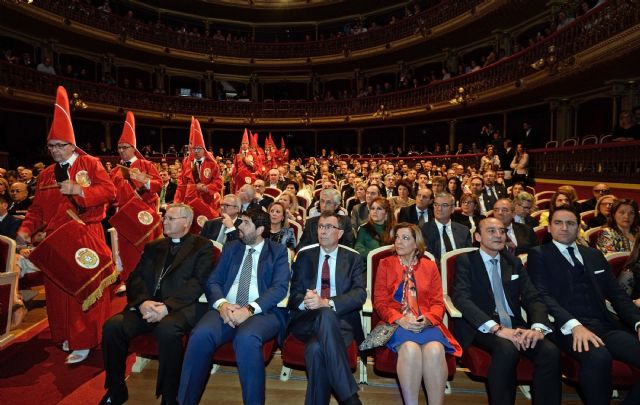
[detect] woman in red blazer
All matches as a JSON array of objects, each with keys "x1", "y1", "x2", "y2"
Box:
[{"x1": 374, "y1": 223, "x2": 462, "y2": 405}]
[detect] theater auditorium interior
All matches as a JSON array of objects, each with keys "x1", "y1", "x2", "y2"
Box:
[{"x1": 0, "y1": 0, "x2": 639, "y2": 404}]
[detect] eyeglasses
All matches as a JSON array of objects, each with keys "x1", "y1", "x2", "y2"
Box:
[
  {"x1": 594, "y1": 189, "x2": 610, "y2": 194},
  {"x1": 221, "y1": 204, "x2": 238, "y2": 209},
  {"x1": 163, "y1": 216, "x2": 187, "y2": 222},
  {"x1": 117, "y1": 145, "x2": 132, "y2": 150},
  {"x1": 10, "y1": 189, "x2": 25, "y2": 193},
  {"x1": 318, "y1": 224, "x2": 341, "y2": 231},
  {"x1": 47, "y1": 143, "x2": 70, "y2": 150},
  {"x1": 433, "y1": 203, "x2": 452, "y2": 209}
]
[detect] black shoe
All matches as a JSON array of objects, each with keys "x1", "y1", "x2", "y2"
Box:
[
  {"x1": 160, "y1": 394, "x2": 177, "y2": 405},
  {"x1": 99, "y1": 388, "x2": 128, "y2": 405}
]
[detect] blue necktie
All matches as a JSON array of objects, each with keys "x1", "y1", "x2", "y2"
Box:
[{"x1": 489, "y1": 258, "x2": 512, "y2": 328}]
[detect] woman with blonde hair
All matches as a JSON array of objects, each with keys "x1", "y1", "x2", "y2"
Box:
[
  {"x1": 277, "y1": 190, "x2": 303, "y2": 225},
  {"x1": 374, "y1": 223, "x2": 461, "y2": 405},
  {"x1": 267, "y1": 201, "x2": 296, "y2": 250}
]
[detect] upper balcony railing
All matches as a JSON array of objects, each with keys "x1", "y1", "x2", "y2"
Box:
[
  {"x1": 31, "y1": 0, "x2": 483, "y2": 59},
  {"x1": 0, "y1": 0, "x2": 637, "y2": 122}
]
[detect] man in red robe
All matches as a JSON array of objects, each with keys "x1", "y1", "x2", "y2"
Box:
[
  {"x1": 174, "y1": 117, "x2": 222, "y2": 210},
  {"x1": 231, "y1": 128, "x2": 258, "y2": 193},
  {"x1": 17, "y1": 86, "x2": 117, "y2": 364},
  {"x1": 109, "y1": 111, "x2": 163, "y2": 294}
]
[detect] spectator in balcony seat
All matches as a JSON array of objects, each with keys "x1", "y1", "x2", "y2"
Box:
[
  {"x1": 36, "y1": 56, "x2": 56, "y2": 75},
  {"x1": 480, "y1": 145, "x2": 501, "y2": 173},
  {"x1": 588, "y1": 194, "x2": 617, "y2": 229},
  {"x1": 556, "y1": 11, "x2": 575, "y2": 31},
  {"x1": 510, "y1": 144, "x2": 530, "y2": 185},
  {"x1": 597, "y1": 199, "x2": 639, "y2": 254},
  {"x1": 613, "y1": 111, "x2": 640, "y2": 141}
]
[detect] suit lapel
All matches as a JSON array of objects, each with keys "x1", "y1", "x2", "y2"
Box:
[
  {"x1": 310, "y1": 247, "x2": 321, "y2": 288},
  {"x1": 499, "y1": 255, "x2": 516, "y2": 309},
  {"x1": 547, "y1": 243, "x2": 573, "y2": 293},
  {"x1": 470, "y1": 251, "x2": 493, "y2": 301},
  {"x1": 256, "y1": 243, "x2": 269, "y2": 293},
  {"x1": 154, "y1": 239, "x2": 171, "y2": 280}
]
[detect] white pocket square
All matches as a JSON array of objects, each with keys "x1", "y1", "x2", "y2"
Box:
[
  {"x1": 594, "y1": 269, "x2": 605, "y2": 274},
  {"x1": 511, "y1": 274, "x2": 520, "y2": 280}
]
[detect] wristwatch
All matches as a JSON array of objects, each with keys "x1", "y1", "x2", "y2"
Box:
[
  {"x1": 245, "y1": 304, "x2": 256, "y2": 315},
  {"x1": 532, "y1": 327, "x2": 545, "y2": 334}
]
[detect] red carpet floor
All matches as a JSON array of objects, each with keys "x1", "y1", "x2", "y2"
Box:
[{"x1": 0, "y1": 291, "x2": 128, "y2": 405}]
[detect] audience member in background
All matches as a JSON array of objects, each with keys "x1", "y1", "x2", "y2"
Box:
[
  {"x1": 480, "y1": 145, "x2": 501, "y2": 172},
  {"x1": 451, "y1": 193, "x2": 484, "y2": 234},
  {"x1": 580, "y1": 183, "x2": 611, "y2": 212},
  {"x1": 613, "y1": 110, "x2": 640, "y2": 141},
  {"x1": 268, "y1": 201, "x2": 296, "y2": 250},
  {"x1": 513, "y1": 192, "x2": 538, "y2": 227},
  {"x1": 429, "y1": 176, "x2": 446, "y2": 196},
  {"x1": 0, "y1": 177, "x2": 9, "y2": 200},
  {"x1": 200, "y1": 194, "x2": 241, "y2": 244},
  {"x1": 0, "y1": 195, "x2": 21, "y2": 239},
  {"x1": 253, "y1": 179, "x2": 274, "y2": 210},
  {"x1": 347, "y1": 183, "x2": 366, "y2": 215},
  {"x1": 493, "y1": 198, "x2": 538, "y2": 256},
  {"x1": 619, "y1": 240, "x2": 640, "y2": 307},
  {"x1": 8, "y1": 182, "x2": 32, "y2": 216},
  {"x1": 597, "y1": 199, "x2": 639, "y2": 254},
  {"x1": 374, "y1": 223, "x2": 462, "y2": 405},
  {"x1": 298, "y1": 188, "x2": 354, "y2": 250},
  {"x1": 421, "y1": 193, "x2": 472, "y2": 265},
  {"x1": 538, "y1": 189, "x2": 581, "y2": 227},
  {"x1": 398, "y1": 188, "x2": 433, "y2": 226},
  {"x1": 482, "y1": 170, "x2": 507, "y2": 211},
  {"x1": 354, "y1": 197, "x2": 394, "y2": 262},
  {"x1": 446, "y1": 177, "x2": 462, "y2": 206},
  {"x1": 388, "y1": 180, "x2": 415, "y2": 213},
  {"x1": 508, "y1": 182, "x2": 526, "y2": 200},
  {"x1": 20, "y1": 168, "x2": 37, "y2": 196},
  {"x1": 510, "y1": 144, "x2": 530, "y2": 185},
  {"x1": 158, "y1": 170, "x2": 177, "y2": 208},
  {"x1": 351, "y1": 184, "x2": 381, "y2": 232},
  {"x1": 277, "y1": 190, "x2": 303, "y2": 225},
  {"x1": 587, "y1": 194, "x2": 617, "y2": 229}
]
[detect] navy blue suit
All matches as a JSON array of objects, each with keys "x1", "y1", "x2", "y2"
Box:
[
  {"x1": 178, "y1": 239, "x2": 290, "y2": 405},
  {"x1": 528, "y1": 243, "x2": 640, "y2": 405},
  {"x1": 200, "y1": 217, "x2": 241, "y2": 243}
]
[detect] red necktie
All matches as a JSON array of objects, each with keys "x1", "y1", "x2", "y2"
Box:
[{"x1": 320, "y1": 254, "x2": 330, "y2": 298}]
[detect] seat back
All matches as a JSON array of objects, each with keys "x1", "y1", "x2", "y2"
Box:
[
  {"x1": 289, "y1": 221, "x2": 302, "y2": 244},
  {"x1": 605, "y1": 252, "x2": 631, "y2": 278},
  {"x1": 580, "y1": 210, "x2": 595, "y2": 224},
  {"x1": 0, "y1": 271, "x2": 17, "y2": 342},
  {"x1": 533, "y1": 225, "x2": 549, "y2": 245},
  {"x1": 0, "y1": 235, "x2": 17, "y2": 273},
  {"x1": 536, "y1": 199, "x2": 551, "y2": 210},
  {"x1": 534, "y1": 191, "x2": 555, "y2": 201},
  {"x1": 581, "y1": 135, "x2": 599, "y2": 145},
  {"x1": 296, "y1": 194, "x2": 310, "y2": 210},
  {"x1": 544, "y1": 140, "x2": 558, "y2": 148},
  {"x1": 584, "y1": 226, "x2": 604, "y2": 248},
  {"x1": 264, "y1": 187, "x2": 282, "y2": 198}
]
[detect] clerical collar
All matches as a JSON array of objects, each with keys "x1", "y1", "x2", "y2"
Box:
[
  {"x1": 128, "y1": 156, "x2": 138, "y2": 165},
  {"x1": 171, "y1": 237, "x2": 182, "y2": 243}
]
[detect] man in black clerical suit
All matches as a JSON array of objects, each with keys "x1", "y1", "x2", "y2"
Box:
[
  {"x1": 288, "y1": 211, "x2": 365, "y2": 405},
  {"x1": 492, "y1": 199, "x2": 538, "y2": 256},
  {"x1": 100, "y1": 203, "x2": 214, "y2": 405},
  {"x1": 528, "y1": 206, "x2": 640, "y2": 405},
  {"x1": 200, "y1": 193, "x2": 242, "y2": 245},
  {"x1": 421, "y1": 193, "x2": 472, "y2": 265},
  {"x1": 398, "y1": 187, "x2": 433, "y2": 226},
  {"x1": 452, "y1": 217, "x2": 560, "y2": 405}
]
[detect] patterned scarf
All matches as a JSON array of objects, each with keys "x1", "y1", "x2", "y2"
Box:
[{"x1": 400, "y1": 255, "x2": 420, "y2": 317}]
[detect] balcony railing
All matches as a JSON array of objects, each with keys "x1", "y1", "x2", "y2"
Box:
[
  {"x1": 31, "y1": 0, "x2": 483, "y2": 59},
  {"x1": 529, "y1": 141, "x2": 640, "y2": 183},
  {"x1": 0, "y1": 0, "x2": 637, "y2": 121}
]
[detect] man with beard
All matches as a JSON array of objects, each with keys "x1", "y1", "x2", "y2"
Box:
[{"x1": 179, "y1": 208, "x2": 290, "y2": 405}]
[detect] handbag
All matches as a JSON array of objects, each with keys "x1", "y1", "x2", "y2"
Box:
[{"x1": 358, "y1": 322, "x2": 399, "y2": 351}]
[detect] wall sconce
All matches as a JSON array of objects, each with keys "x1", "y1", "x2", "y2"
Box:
[
  {"x1": 449, "y1": 87, "x2": 475, "y2": 105},
  {"x1": 373, "y1": 104, "x2": 391, "y2": 119},
  {"x1": 71, "y1": 93, "x2": 88, "y2": 111},
  {"x1": 530, "y1": 44, "x2": 574, "y2": 75}
]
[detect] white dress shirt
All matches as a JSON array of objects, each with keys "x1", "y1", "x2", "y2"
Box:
[{"x1": 215, "y1": 240, "x2": 265, "y2": 314}]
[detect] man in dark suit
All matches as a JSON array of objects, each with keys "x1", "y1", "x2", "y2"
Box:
[
  {"x1": 452, "y1": 217, "x2": 561, "y2": 405},
  {"x1": 267, "y1": 168, "x2": 286, "y2": 191},
  {"x1": 200, "y1": 193, "x2": 242, "y2": 244},
  {"x1": 421, "y1": 192, "x2": 472, "y2": 265},
  {"x1": 528, "y1": 206, "x2": 640, "y2": 405},
  {"x1": 158, "y1": 170, "x2": 177, "y2": 208},
  {"x1": 101, "y1": 203, "x2": 215, "y2": 405},
  {"x1": 493, "y1": 199, "x2": 538, "y2": 256},
  {"x1": 398, "y1": 187, "x2": 433, "y2": 226},
  {"x1": 482, "y1": 170, "x2": 507, "y2": 212},
  {"x1": 299, "y1": 189, "x2": 354, "y2": 250},
  {"x1": 288, "y1": 211, "x2": 365, "y2": 405},
  {"x1": 179, "y1": 208, "x2": 290, "y2": 405},
  {"x1": 0, "y1": 196, "x2": 21, "y2": 239},
  {"x1": 579, "y1": 183, "x2": 610, "y2": 213},
  {"x1": 381, "y1": 174, "x2": 396, "y2": 198},
  {"x1": 253, "y1": 179, "x2": 274, "y2": 210},
  {"x1": 8, "y1": 182, "x2": 32, "y2": 216},
  {"x1": 238, "y1": 184, "x2": 262, "y2": 213}
]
